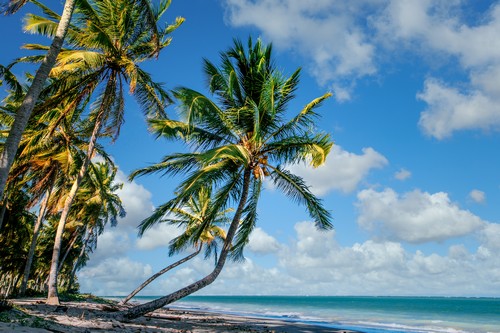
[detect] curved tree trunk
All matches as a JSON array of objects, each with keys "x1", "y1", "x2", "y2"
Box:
[
  {"x1": 121, "y1": 245, "x2": 202, "y2": 305},
  {"x1": 118, "y1": 169, "x2": 252, "y2": 320},
  {"x1": 0, "y1": 0, "x2": 76, "y2": 203},
  {"x1": 46, "y1": 113, "x2": 104, "y2": 305},
  {"x1": 20, "y1": 188, "x2": 51, "y2": 296}
]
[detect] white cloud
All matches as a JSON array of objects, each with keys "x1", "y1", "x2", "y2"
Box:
[
  {"x1": 88, "y1": 229, "x2": 133, "y2": 262},
  {"x1": 247, "y1": 227, "x2": 281, "y2": 254},
  {"x1": 78, "y1": 257, "x2": 153, "y2": 296},
  {"x1": 79, "y1": 219, "x2": 500, "y2": 297},
  {"x1": 205, "y1": 221, "x2": 500, "y2": 296},
  {"x1": 417, "y1": 78, "x2": 500, "y2": 139},
  {"x1": 224, "y1": 0, "x2": 380, "y2": 101},
  {"x1": 356, "y1": 188, "x2": 486, "y2": 243},
  {"x1": 479, "y1": 223, "x2": 500, "y2": 251},
  {"x1": 394, "y1": 168, "x2": 411, "y2": 181},
  {"x1": 136, "y1": 223, "x2": 184, "y2": 250},
  {"x1": 289, "y1": 145, "x2": 388, "y2": 195},
  {"x1": 377, "y1": 1, "x2": 500, "y2": 68},
  {"x1": 469, "y1": 189, "x2": 486, "y2": 204},
  {"x1": 225, "y1": 0, "x2": 500, "y2": 137},
  {"x1": 378, "y1": 1, "x2": 500, "y2": 139},
  {"x1": 115, "y1": 170, "x2": 154, "y2": 228}
]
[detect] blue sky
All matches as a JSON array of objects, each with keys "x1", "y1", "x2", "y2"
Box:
[{"x1": 2, "y1": 0, "x2": 500, "y2": 297}]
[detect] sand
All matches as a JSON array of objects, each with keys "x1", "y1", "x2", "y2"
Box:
[{"x1": 0, "y1": 297, "x2": 359, "y2": 333}]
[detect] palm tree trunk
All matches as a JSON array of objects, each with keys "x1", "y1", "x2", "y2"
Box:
[
  {"x1": 46, "y1": 112, "x2": 104, "y2": 305},
  {"x1": 121, "y1": 245, "x2": 202, "y2": 305},
  {"x1": 19, "y1": 188, "x2": 51, "y2": 296},
  {"x1": 57, "y1": 229, "x2": 80, "y2": 273},
  {"x1": 0, "y1": 0, "x2": 76, "y2": 202},
  {"x1": 118, "y1": 169, "x2": 252, "y2": 320},
  {"x1": 68, "y1": 227, "x2": 93, "y2": 291}
]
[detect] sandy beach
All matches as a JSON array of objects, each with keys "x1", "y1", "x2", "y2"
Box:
[{"x1": 0, "y1": 298, "x2": 358, "y2": 333}]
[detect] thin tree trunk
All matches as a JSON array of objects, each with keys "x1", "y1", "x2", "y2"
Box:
[
  {"x1": 57, "y1": 228, "x2": 80, "y2": 273},
  {"x1": 118, "y1": 169, "x2": 252, "y2": 320},
  {"x1": 68, "y1": 227, "x2": 93, "y2": 291},
  {"x1": 20, "y1": 188, "x2": 51, "y2": 296},
  {"x1": 0, "y1": 0, "x2": 76, "y2": 202},
  {"x1": 121, "y1": 245, "x2": 202, "y2": 305},
  {"x1": 46, "y1": 113, "x2": 104, "y2": 305},
  {"x1": 4, "y1": 275, "x2": 13, "y2": 298}
]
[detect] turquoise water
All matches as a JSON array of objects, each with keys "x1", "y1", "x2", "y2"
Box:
[{"x1": 110, "y1": 296, "x2": 500, "y2": 333}]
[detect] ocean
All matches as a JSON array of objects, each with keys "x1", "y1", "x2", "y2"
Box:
[{"x1": 108, "y1": 296, "x2": 500, "y2": 333}]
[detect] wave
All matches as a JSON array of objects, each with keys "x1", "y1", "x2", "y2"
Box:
[{"x1": 103, "y1": 296, "x2": 499, "y2": 333}]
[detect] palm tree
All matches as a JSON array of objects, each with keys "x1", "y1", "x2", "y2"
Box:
[
  {"x1": 119, "y1": 37, "x2": 333, "y2": 319},
  {"x1": 121, "y1": 187, "x2": 229, "y2": 305},
  {"x1": 13, "y1": 0, "x2": 183, "y2": 305},
  {"x1": 0, "y1": 0, "x2": 77, "y2": 201},
  {"x1": 12, "y1": 102, "x2": 90, "y2": 295},
  {"x1": 0, "y1": 181, "x2": 36, "y2": 297},
  {"x1": 64, "y1": 160, "x2": 126, "y2": 290}
]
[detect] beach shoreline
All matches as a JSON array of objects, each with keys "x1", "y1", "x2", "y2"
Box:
[{"x1": 0, "y1": 297, "x2": 359, "y2": 332}]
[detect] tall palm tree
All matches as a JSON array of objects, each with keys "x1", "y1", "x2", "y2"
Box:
[
  {"x1": 121, "y1": 187, "x2": 229, "y2": 305},
  {"x1": 64, "y1": 160, "x2": 126, "y2": 290},
  {"x1": 15, "y1": 0, "x2": 183, "y2": 305},
  {"x1": 9, "y1": 95, "x2": 103, "y2": 295},
  {"x1": 119, "y1": 37, "x2": 333, "y2": 319},
  {"x1": 0, "y1": 0, "x2": 77, "y2": 201}
]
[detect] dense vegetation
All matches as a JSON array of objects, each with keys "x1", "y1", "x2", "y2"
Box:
[{"x1": 0, "y1": 0, "x2": 333, "y2": 318}]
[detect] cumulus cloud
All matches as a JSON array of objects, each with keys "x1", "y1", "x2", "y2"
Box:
[
  {"x1": 224, "y1": 0, "x2": 500, "y2": 138},
  {"x1": 80, "y1": 218, "x2": 500, "y2": 297},
  {"x1": 377, "y1": 1, "x2": 500, "y2": 138},
  {"x1": 394, "y1": 168, "x2": 411, "y2": 181},
  {"x1": 469, "y1": 189, "x2": 486, "y2": 204},
  {"x1": 204, "y1": 221, "x2": 500, "y2": 296},
  {"x1": 479, "y1": 223, "x2": 500, "y2": 250},
  {"x1": 417, "y1": 79, "x2": 500, "y2": 139},
  {"x1": 356, "y1": 188, "x2": 486, "y2": 243},
  {"x1": 88, "y1": 229, "x2": 133, "y2": 262},
  {"x1": 247, "y1": 227, "x2": 281, "y2": 254},
  {"x1": 78, "y1": 257, "x2": 153, "y2": 296},
  {"x1": 114, "y1": 170, "x2": 154, "y2": 229},
  {"x1": 224, "y1": 0, "x2": 380, "y2": 101},
  {"x1": 136, "y1": 223, "x2": 184, "y2": 250},
  {"x1": 289, "y1": 145, "x2": 388, "y2": 195}
]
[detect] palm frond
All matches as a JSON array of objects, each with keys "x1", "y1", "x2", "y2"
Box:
[
  {"x1": 1, "y1": 0, "x2": 29, "y2": 15},
  {"x1": 129, "y1": 152, "x2": 200, "y2": 180},
  {"x1": 270, "y1": 165, "x2": 332, "y2": 230},
  {"x1": 231, "y1": 179, "x2": 261, "y2": 260},
  {"x1": 264, "y1": 133, "x2": 333, "y2": 167}
]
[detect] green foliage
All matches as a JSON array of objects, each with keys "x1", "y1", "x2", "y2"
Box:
[
  {"x1": 0, "y1": 0, "x2": 177, "y2": 298},
  {"x1": 59, "y1": 292, "x2": 115, "y2": 305},
  {"x1": 132, "y1": 37, "x2": 333, "y2": 262}
]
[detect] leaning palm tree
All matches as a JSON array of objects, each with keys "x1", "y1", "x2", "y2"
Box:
[
  {"x1": 121, "y1": 187, "x2": 229, "y2": 305},
  {"x1": 0, "y1": 0, "x2": 77, "y2": 201},
  {"x1": 13, "y1": 0, "x2": 183, "y2": 305},
  {"x1": 119, "y1": 37, "x2": 333, "y2": 319},
  {"x1": 15, "y1": 106, "x2": 87, "y2": 296}
]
